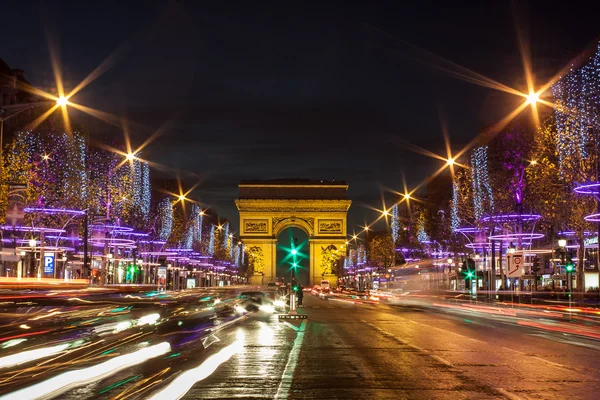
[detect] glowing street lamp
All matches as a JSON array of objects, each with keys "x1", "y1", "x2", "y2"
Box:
[
  {"x1": 525, "y1": 91, "x2": 540, "y2": 105},
  {"x1": 446, "y1": 157, "x2": 455, "y2": 166},
  {"x1": 56, "y1": 96, "x2": 69, "y2": 106},
  {"x1": 126, "y1": 152, "x2": 135, "y2": 161},
  {"x1": 558, "y1": 239, "x2": 567, "y2": 248},
  {"x1": 178, "y1": 194, "x2": 186, "y2": 202}
]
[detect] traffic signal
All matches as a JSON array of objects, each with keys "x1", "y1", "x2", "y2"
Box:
[
  {"x1": 565, "y1": 264, "x2": 575, "y2": 273},
  {"x1": 532, "y1": 257, "x2": 540, "y2": 272},
  {"x1": 566, "y1": 252, "x2": 573, "y2": 265},
  {"x1": 465, "y1": 270, "x2": 475, "y2": 280}
]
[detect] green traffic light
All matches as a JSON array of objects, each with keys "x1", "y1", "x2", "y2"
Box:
[
  {"x1": 291, "y1": 249, "x2": 297, "y2": 255},
  {"x1": 466, "y1": 271, "x2": 475, "y2": 279},
  {"x1": 565, "y1": 264, "x2": 575, "y2": 272}
]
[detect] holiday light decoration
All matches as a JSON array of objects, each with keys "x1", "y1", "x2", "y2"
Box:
[
  {"x1": 190, "y1": 204, "x2": 203, "y2": 244},
  {"x1": 180, "y1": 223, "x2": 193, "y2": 249},
  {"x1": 232, "y1": 243, "x2": 240, "y2": 265},
  {"x1": 552, "y1": 42, "x2": 600, "y2": 173},
  {"x1": 470, "y1": 146, "x2": 494, "y2": 220},
  {"x1": 208, "y1": 225, "x2": 215, "y2": 256},
  {"x1": 240, "y1": 243, "x2": 245, "y2": 266},
  {"x1": 391, "y1": 204, "x2": 400, "y2": 243},
  {"x1": 222, "y1": 222, "x2": 229, "y2": 249},
  {"x1": 357, "y1": 245, "x2": 366, "y2": 265},
  {"x1": 157, "y1": 198, "x2": 173, "y2": 240},
  {"x1": 417, "y1": 224, "x2": 430, "y2": 244},
  {"x1": 132, "y1": 158, "x2": 151, "y2": 217},
  {"x1": 451, "y1": 179, "x2": 460, "y2": 231}
]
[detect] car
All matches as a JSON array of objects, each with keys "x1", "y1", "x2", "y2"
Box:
[
  {"x1": 237, "y1": 291, "x2": 276, "y2": 317},
  {"x1": 319, "y1": 288, "x2": 331, "y2": 300}
]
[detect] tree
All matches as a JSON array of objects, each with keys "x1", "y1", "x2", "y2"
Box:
[
  {"x1": 527, "y1": 118, "x2": 595, "y2": 291},
  {"x1": 367, "y1": 231, "x2": 396, "y2": 269}
]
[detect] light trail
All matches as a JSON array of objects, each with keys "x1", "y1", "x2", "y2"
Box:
[
  {"x1": 0, "y1": 342, "x2": 170, "y2": 400},
  {"x1": 147, "y1": 336, "x2": 244, "y2": 400},
  {"x1": 0, "y1": 343, "x2": 69, "y2": 369}
]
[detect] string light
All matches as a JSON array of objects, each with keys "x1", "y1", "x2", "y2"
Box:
[
  {"x1": 552, "y1": 42, "x2": 600, "y2": 174},
  {"x1": 470, "y1": 146, "x2": 493, "y2": 220},
  {"x1": 222, "y1": 222, "x2": 229, "y2": 249},
  {"x1": 391, "y1": 204, "x2": 399, "y2": 243},
  {"x1": 157, "y1": 198, "x2": 173, "y2": 240},
  {"x1": 208, "y1": 225, "x2": 215, "y2": 256},
  {"x1": 451, "y1": 178, "x2": 460, "y2": 231}
]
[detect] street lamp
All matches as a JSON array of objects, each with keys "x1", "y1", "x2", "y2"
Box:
[
  {"x1": 28, "y1": 238, "x2": 37, "y2": 278},
  {"x1": 558, "y1": 239, "x2": 567, "y2": 248}
]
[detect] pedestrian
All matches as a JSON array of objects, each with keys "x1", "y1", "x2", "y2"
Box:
[{"x1": 297, "y1": 285, "x2": 304, "y2": 306}]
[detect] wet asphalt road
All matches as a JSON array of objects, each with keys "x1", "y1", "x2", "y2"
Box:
[
  {"x1": 179, "y1": 293, "x2": 600, "y2": 400},
  {"x1": 3, "y1": 290, "x2": 600, "y2": 399}
]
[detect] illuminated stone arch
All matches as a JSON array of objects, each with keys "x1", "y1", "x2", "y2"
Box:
[{"x1": 236, "y1": 180, "x2": 351, "y2": 286}]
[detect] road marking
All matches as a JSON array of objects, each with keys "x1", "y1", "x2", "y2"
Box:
[
  {"x1": 362, "y1": 321, "x2": 525, "y2": 400},
  {"x1": 495, "y1": 387, "x2": 525, "y2": 400},
  {"x1": 361, "y1": 320, "x2": 454, "y2": 368},
  {"x1": 501, "y1": 347, "x2": 567, "y2": 369},
  {"x1": 275, "y1": 320, "x2": 307, "y2": 399}
]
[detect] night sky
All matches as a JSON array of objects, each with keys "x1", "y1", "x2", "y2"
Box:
[{"x1": 1, "y1": 0, "x2": 599, "y2": 233}]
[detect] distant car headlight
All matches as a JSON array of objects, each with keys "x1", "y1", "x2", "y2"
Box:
[
  {"x1": 234, "y1": 305, "x2": 246, "y2": 314},
  {"x1": 273, "y1": 300, "x2": 285, "y2": 308},
  {"x1": 259, "y1": 305, "x2": 275, "y2": 313}
]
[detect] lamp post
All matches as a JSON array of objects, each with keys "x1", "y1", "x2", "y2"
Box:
[
  {"x1": 28, "y1": 238, "x2": 36, "y2": 278},
  {"x1": 18, "y1": 250, "x2": 26, "y2": 280},
  {"x1": 557, "y1": 239, "x2": 568, "y2": 291}
]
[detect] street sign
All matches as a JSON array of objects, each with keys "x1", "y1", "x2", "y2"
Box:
[
  {"x1": 506, "y1": 254, "x2": 523, "y2": 277},
  {"x1": 44, "y1": 252, "x2": 55, "y2": 274}
]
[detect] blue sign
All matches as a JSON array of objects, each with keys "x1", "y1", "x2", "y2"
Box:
[{"x1": 44, "y1": 253, "x2": 55, "y2": 274}]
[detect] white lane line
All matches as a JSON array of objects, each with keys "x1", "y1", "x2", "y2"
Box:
[
  {"x1": 495, "y1": 387, "x2": 525, "y2": 400},
  {"x1": 360, "y1": 320, "x2": 454, "y2": 368},
  {"x1": 502, "y1": 347, "x2": 566, "y2": 369},
  {"x1": 275, "y1": 320, "x2": 307, "y2": 399}
]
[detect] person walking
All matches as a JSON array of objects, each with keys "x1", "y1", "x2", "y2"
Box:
[{"x1": 297, "y1": 285, "x2": 304, "y2": 307}]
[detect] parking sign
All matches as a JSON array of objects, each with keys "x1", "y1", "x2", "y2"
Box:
[{"x1": 44, "y1": 253, "x2": 55, "y2": 274}]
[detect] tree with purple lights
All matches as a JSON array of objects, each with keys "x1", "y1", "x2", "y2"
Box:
[
  {"x1": 528, "y1": 118, "x2": 595, "y2": 291},
  {"x1": 488, "y1": 127, "x2": 533, "y2": 214}
]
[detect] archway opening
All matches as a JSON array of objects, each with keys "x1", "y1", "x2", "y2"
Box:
[{"x1": 276, "y1": 226, "x2": 309, "y2": 287}]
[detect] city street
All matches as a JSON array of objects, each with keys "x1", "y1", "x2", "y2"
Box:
[
  {"x1": 180, "y1": 294, "x2": 600, "y2": 399},
  {"x1": 3, "y1": 289, "x2": 599, "y2": 399}
]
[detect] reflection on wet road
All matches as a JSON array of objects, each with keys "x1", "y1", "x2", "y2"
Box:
[{"x1": 1, "y1": 288, "x2": 600, "y2": 399}]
